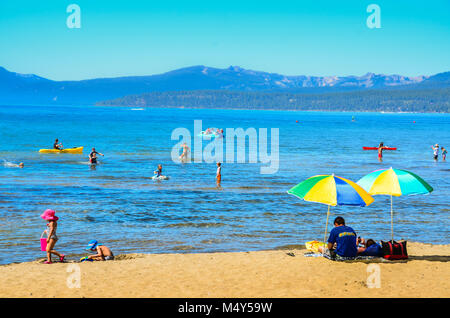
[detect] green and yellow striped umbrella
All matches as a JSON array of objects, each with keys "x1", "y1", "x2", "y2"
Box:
[{"x1": 357, "y1": 167, "x2": 433, "y2": 241}]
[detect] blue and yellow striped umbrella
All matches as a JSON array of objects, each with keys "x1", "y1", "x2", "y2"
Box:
[
  {"x1": 288, "y1": 175, "x2": 374, "y2": 243},
  {"x1": 288, "y1": 174, "x2": 374, "y2": 207}
]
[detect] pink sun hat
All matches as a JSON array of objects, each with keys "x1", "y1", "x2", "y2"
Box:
[{"x1": 40, "y1": 209, "x2": 59, "y2": 221}]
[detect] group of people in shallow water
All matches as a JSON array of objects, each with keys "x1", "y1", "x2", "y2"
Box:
[
  {"x1": 10, "y1": 137, "x2": 444, "y2": 263},
  {"x1": 40, "y1": 209, "x2": 114, "y2": 264},
  {"x1": 54, "y1": 138, "x2": 104, "y2": 164},
  {"x1": 374, "y1": 141, "x2": 446, "y2": 162},
  {"x1": 318, "y1": 216, "x2": 383, "y2": 258},
  {"x1": 51, "y1": 139, "x2": 222, "y2": 185},
  {"x1": 431, "y1": 144, "x2": 447, "y2": 161}
]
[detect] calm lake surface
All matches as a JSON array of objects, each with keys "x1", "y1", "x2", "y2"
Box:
[{"x1": 0, "y1": 105, "x2": 449, "y2": 264}]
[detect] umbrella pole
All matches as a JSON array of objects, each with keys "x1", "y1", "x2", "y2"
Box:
[
  {"x1": 323, "y1": 205, "x2": 330, "y2": 244},
  {"x1": 390, "y1": 195, "x2": 394, "y2": 242}
]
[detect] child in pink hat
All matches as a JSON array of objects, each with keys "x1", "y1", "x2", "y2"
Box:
[{"x1": 40, "y1": 209, "x2": 65, "y2": 264}]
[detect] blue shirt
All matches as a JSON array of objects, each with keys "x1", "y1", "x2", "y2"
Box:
[
  {"x1": 359, "y1": 243, "x2": 382, "y2": 257},
  {"x1": 328, "y1": 225, "x2": 357, "y2": 257}
]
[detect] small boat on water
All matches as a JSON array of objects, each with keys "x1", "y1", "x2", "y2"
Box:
[{"x1": 39, "y1": 147, "x2": 84, "y2": 154}]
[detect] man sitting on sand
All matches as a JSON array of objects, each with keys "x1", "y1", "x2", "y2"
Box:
[
  {"x1": 81, "y1": 240, "x2": 114, "y2": 261},
  {"x1": 318, "y1": 216, "x2": 357, "y2": 258}
]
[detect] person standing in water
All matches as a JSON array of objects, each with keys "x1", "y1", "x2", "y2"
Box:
[
  {"x1": 377, "y1": 142, "x2": 388, "y2": 162},
  {"x1": 216, "y1": 162, "x2": 222, "y2": 187},
  {"x1": 442, "y1": 146, "x2": 447, "y2": 161},
  {"x1": 431, "y1": 144, "x2": 439, "y2": 161},
  {"x1": 179, "y1": 143, "x2": 190, "y2": 163},
  {"x1": 89, "y1": 147, "x2": 104, "y2": 164}
]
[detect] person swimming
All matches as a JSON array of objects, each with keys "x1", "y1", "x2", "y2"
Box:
[{"x1": 3, "y1": 161, "x2": 24, "y2": 168}]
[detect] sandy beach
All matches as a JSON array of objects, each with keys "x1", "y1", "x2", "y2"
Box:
[{"x1": 0, "y1": 242, "x2": 449, "y2": 298}]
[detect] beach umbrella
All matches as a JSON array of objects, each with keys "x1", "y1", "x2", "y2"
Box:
[
  {"x1": 287, "y1": 174, "x2": 374, "y2": 244},
  {"x1": 357, "y1": 167, "x2": 433, "y2": 241}
]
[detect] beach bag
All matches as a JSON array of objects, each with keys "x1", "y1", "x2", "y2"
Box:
[
  {"x1": 381, "y1": 240, "x2": 408, "y2": 260},
  {"x1": 40, "y1": 231, "x2": 47, "y2": 251}
]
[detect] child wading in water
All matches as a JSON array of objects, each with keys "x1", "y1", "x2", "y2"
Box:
[
  {"x1": 442, "y1": 147, "x2": 447, "y2": 161},
  {"x1": 41, "y1": 209, "x2": 65, "y2": 264},
  {"x1": 216, "y1": 162, "x2": 222, "y2": 187}
]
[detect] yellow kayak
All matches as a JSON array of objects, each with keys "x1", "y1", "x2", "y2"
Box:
[{"x1": 39, "y1": 147, "x2": 83, "y2": 154}]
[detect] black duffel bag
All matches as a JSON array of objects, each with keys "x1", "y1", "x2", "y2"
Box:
[{"x1": 381, "y1": 240, "x2": 408, "y2": 260}]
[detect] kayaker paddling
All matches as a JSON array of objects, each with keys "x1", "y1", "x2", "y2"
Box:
[{"x1": 53, "y1": 139, "x2": 63, "y2": 150}]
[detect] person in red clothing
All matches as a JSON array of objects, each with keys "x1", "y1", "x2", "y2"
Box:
[{"x1": 377, "y1": 142, "x2": 389, "y2": 162}]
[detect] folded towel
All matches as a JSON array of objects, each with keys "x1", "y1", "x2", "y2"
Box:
[
  {"x1": 323, "y1": 253, "x2": 382, "y2": 262},
  {"x1": 304, "y1": 252, "x2": 323, "y2": 257}
]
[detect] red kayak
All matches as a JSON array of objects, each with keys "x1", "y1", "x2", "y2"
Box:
[{"x1": 363, "y1": 147, "x2": 397, "y2": 150}]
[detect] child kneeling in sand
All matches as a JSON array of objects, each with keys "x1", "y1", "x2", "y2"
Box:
[{"x1": 80, "y1": 240, "x2": 114, "y2": 261}]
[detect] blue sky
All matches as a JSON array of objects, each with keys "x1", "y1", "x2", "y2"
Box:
[{"x1": 1, "y1": 0, "x2": 449, "y2": 80}]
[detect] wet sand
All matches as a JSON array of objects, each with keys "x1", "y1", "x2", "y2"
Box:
[{"x1": 0, "y1": 242, "x2": 449, "y2": 298}]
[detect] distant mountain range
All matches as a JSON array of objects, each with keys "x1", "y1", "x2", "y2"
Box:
[{"x1": 1, "y1": 65, "x2": 449, "y2": 108}]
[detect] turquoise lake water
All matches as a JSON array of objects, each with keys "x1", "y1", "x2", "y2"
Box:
[{"x1": 0, "y1": 105, "x2": 449, "y2": 264}]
